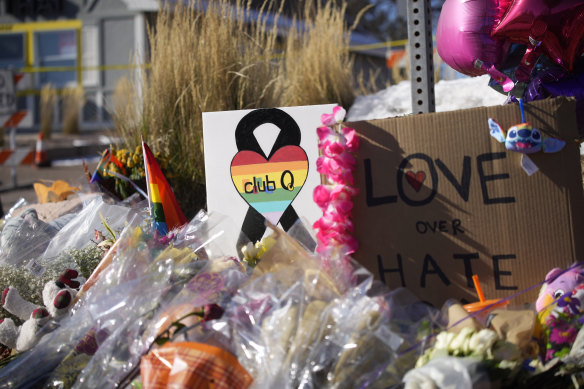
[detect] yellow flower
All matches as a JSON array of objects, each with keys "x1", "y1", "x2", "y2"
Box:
[
  {"x1": 127, "y1": 160, "x2": 135, "y2": 168},
  {"x1": 132, "y1": 154, "x2": 140, "y2": 164},
  {"x1": 135, "y1": 145, "x2": 141, "y2": 154}
]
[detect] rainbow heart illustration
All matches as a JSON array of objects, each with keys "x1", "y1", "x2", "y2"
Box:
[
  {"x1": 231, "y1": 145, "x2": 308, "y2": 225},
  {"x1": 406, "y1": 171, "x2": 426, "y2": 192}
]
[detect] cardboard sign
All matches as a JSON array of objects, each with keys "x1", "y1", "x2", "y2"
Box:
[
  {"x1": 349, "y1": 97, "x2": 584, "y2": 307},
  {"x1": 203, "y1": 104, "x2": 334, "y2": 255},
  {"x1": 0, "y1": 70, "x2": 16, "y2": 116}
]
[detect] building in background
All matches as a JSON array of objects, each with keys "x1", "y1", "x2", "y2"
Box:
[
  {"x1": 0, "y1": 0, "x2": 390, "y2": 133},
  {"x1": 0, "y1": 0, "x2": 153, "y2": 132}
]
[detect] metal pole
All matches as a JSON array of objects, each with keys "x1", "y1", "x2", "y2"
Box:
[{"x1": 407, "y1": 0, "x2": 436, "y2": 114}]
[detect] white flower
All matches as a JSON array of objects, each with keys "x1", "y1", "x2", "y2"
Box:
[
  {"x1": 448, "y1": 327, "x2": 475, "y2": 355},
  {"x1": 434, "y1": 331, "x2": 455, "y2": 351},
  {"x1": 241, "y1": 242, "x2": 259, "y2": 260},
  {"x1": 468, "y1": 329, "x2": 499, "y2": 358}
]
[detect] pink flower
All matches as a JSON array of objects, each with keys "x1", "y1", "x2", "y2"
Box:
[
  {"x1": 549, "y1": 321, "x2": 578, "y2": 344},
  {"x1": 328, "y1": 169, "x2": 354, "y2": 186},
  {"x1": 321, "y1": 208, "x2": 350, "y2": 225},
  {"x1": 545, "y1": 349, "x2": 555, "y2": 362},
  {"x1": 313, "y1": 106, "x2": 360, "y2": 279},
  {"x1": 336, "y1": 152, "x2": 356, "y2": 168},
  {"x1": 317, "y1": 126, "x2": 335, "y2": 141},
  {"x1": 317, "y1": 154, "x2": 355, "y2": 175},
  {"x1": 322, "y1": 140, "x2": 346, "y2": 157},
  {"x1": 313, "y1": 185, "x2": 331, "y2": 209},
  {"x1": 317, "y1": 156, "x2": 337, "y2": 175},
  {"x1": 342, "y1": 128, "x2": 359, "y2": 151},
  {"x1": 321, "y1": 106, "x2": 346, "y2": 126},
  {"x1": 330, "y1": 185, "x2": 358, "y2": 200},
  {"x1": 334, "y1": 199, "x2": 354, "y2": 214}
]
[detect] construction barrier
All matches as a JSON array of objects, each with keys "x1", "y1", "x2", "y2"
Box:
[{"x1": 0, "y1": 148, "x2": 34, "y2": 166}]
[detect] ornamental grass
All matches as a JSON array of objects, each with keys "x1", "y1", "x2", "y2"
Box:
[
  {"x1": 40, "y1": 84, "x2": 57, "y2": 140},
  {"x1": 113, "y1": 0, "x2": 363, "y2": 217}
]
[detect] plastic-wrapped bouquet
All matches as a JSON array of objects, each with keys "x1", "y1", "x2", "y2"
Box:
[
  {"x1": 90, "y1": 146, "x2": 171, "y2": 200},
  {"x1": 158, "y1": 225, "x2": 443, "y2": 389},
  {"x1": 0, "y1": 210, "x2": 249, "y2": 388}
]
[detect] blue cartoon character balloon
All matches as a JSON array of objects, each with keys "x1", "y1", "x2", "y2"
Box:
[
  {"x1": 488, "y1": 99, "x2": 566, "y2": 154},
  {"x1": 488, "y1": 119, "x2": 566, "y2": 154}
]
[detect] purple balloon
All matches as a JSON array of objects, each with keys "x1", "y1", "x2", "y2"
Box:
[
  {"x1": 523, "y1": 68, "x2": 566, "y2": 101},
  {"x1": 437, "y1": 0, "x2": 514, "y2": 90},
  {"x1": 535, "y1": 71, "x2": 584, "y2": 133},
  {"x1": 542, "y1": 72, "x2": 584, "y2": 99}
]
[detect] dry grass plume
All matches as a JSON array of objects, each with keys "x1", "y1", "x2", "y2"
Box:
[
  {"x1": 114, "y1": 0, "x2": 361, "y2": 216},
  {"x1": 62, "y1": 86, "x2": 85, "y2": 135},
  {"x1": 40, "y1": 84, "x2": 57, "y2": 139}
]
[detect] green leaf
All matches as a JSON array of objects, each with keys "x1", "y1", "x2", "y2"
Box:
[
  {"x1": 155, "y1": 336, "x2": 169, "y2": 346},
  {"x1": 99, "y1": 212, "x2": 117, "y2": 240}
]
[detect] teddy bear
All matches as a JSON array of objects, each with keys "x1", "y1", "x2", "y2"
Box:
[
  {"x1": 0, "y1": 269, "x2": 80, "y2": 352},
  {"x1": 536, "y1": 265, "x2": 584, "y2": 312}
]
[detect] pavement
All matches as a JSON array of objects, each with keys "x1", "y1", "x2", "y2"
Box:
[{"x1": 0, "y1": 129, "x2": 119, "y2": 215}]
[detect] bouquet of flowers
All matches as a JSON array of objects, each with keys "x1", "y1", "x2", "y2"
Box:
[{"x1": 90, "y1": 146, "x2": 172, "y2": 201}]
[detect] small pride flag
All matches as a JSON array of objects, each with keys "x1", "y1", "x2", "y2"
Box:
[
  {"x1": 90, "y1": 148, "x2": 125, "y2": 183},
  {"x1": 142, "y1": 141, "x2": 187, "y2": 235}
]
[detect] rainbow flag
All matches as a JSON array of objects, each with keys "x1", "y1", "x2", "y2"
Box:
[
  {"x1": 142, "y1": 141, "x2": 187, "y2": 234},
  {"x1": 90, "y1": 148, "x2": 125, "y2": 183}
]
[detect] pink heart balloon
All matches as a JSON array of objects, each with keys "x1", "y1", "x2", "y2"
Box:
[
  {"x1": 493, "y1": 0, "x2": 584, "y2": 79},
  {"x1": 437, "y1": 0, "x2": 514, "y2": 91}
]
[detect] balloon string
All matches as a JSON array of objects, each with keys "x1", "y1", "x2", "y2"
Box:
[
  {"x1": 519, "y1": 98, "x2": 526, "y2": 122},
  {"x1": 105, "y1": 170, "x2": 148, "y2": 199}
]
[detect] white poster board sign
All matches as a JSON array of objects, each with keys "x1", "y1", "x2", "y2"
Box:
[
  {"x1": 0, "y1": 70, "x2": 16, "y2": 116},
  {"x1": 203, "y1": 104, "x2": 334, "y2": 254}
]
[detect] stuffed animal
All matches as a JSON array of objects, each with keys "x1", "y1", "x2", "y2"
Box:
[
  {"x1": 488, "y1": 119, "x2": 566, "y2": 154},
  {"x1": 0, "y1": 269, "x2": 79, "y2": 352},
  {"x1": 536, "y1": 266, "x2": 584, "y2": 312}
]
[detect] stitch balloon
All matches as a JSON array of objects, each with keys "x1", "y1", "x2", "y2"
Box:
[
  {"x1": 488, "y1": 118, "x2": 566, "y2": 154},
  {"x1": 436, "y1": 0, "x2": 514, "y2": 91},
  {"x1": 492, "y1": 0, "x2": 584, "y2": 80}
]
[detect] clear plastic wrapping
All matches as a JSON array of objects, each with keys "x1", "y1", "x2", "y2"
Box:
[
  {"x1": 41, "y1": 197, "x2": 144, "y2": 263},
  {"x1": 5, "y1": 208, "x2": 564, "y2": 388},
  {"x1": 0, "y1": 210, "x2": 247, "y2": 388},
  {"x1": 202, "y1": 227, "x2": 443, "y2": 389},
  {"x1": 0, "y1": 207, "x2": 61, "y2": 268}
]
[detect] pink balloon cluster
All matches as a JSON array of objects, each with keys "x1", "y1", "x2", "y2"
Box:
[{"x1": 436, "y1": 0, "x2": 584, "y2": 89}]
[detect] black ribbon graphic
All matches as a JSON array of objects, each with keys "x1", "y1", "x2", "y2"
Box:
[{"x1": 233, "y1": 108, "x2": 316, "y2": 254}]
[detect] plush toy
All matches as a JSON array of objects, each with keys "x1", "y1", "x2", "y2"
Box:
[
  {"x1": 488, "y1": 119, "x2": 566, "y2": 154},
  {"x1": 488, "y1": 98, "x2": 566, "y2": 155},
  {"x1": 0, "y1": 269, "x2": 79, "y2": 352},
  {"x1": 536, "y1": 266, "x2": 584, "y2": 312}
]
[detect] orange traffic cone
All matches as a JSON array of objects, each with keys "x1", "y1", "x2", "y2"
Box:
[{"x1": 35, "y1": 132, "x2": 51, "y2": 167}]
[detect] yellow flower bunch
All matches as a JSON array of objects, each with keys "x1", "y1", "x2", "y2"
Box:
[
  {"x1": 241, "y1": 235, "x2": 277, "y2": 267},
  {"x1": 97, "y1": 145, "x2": 172, "y2": 200}
]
